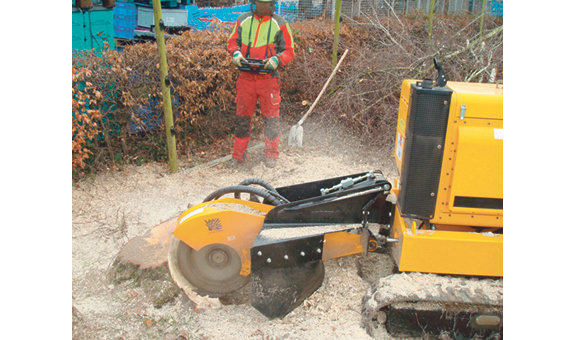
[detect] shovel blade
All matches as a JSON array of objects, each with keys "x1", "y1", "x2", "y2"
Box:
[
  {"x1": 288, "y1": 125, "x2": 304, "y2": 148},
  {"x1": 288, "y1": 125, "x2": 298, "y2": 146},
  {"x1": 294, "y1": 126, "x2": 303, "y2": 147}
]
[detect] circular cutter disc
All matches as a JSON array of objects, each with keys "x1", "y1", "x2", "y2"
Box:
[{"x1": 175, "y1": 240, "x2": 249, "y2": 295}]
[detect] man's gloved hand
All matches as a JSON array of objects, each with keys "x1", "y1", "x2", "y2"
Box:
[
  {"x1": 233, "y1": 51, "x2": 247, "y2": 67},
  {"x1": 263, "y1": 56, "x2": 280, "y2": 71}
]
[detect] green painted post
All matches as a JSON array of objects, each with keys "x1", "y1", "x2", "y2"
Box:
[
  {"x1": 332, "y1": 0, "x2": 343, "y2": 67},
  {"x1": 152, "y1": 0, "x2": 178, "y2": 173}
]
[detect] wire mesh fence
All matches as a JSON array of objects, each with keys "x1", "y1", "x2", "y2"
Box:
[{"x1": 223, "y1": 0, "x2": 503, "y2": 22}]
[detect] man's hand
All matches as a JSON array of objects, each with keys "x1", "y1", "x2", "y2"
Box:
[
  {"x1": 263, "y1": 56, "x2": 280, "y2": 71},
  {"x1": 233, "y1": 51, "x2": 247, "y2": 67}
]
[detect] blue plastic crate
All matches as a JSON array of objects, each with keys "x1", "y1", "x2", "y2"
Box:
[
  {"x1": 189, "y1": 18, "x2": 213, "y2": 31},
  {"x1": 179, "y1": 4, "x2": 200, "y2": 24},
  {"x1": 180, "y1": 4, "x2": 199, "y2": 14},
  {"x1": 114, "y1": 13, "x2": 137, "y2": 22},
  {"x1": 219, "y1": 13, "x2": 239, "y2": 23},
  {"x1": 114, "y1": 1, "x2": 137, "y2": 16},
  {"x1": 135, "y1": 0, "x2": 178, "y2": 8},
  {"x1": 491, "y1": 0, "x2": 503, "y2": 17},
  {"x1": 114, "y1": 24, "x2": 136, "y2": 39},
  {"x1": 179, "y1": 4, "x2": 198, "y2": 10},
  {"x1": 113, "y1": 0, "x2": 137, "y2": 38},
  {"x1": 199, "y1": 7, "x2": 218, "y2": 19},
  {"x1": 232, "y1": 4, "x2": 250, "y2": 12}
]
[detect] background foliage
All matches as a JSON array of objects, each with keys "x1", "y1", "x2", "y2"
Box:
[{"x1": 72, "y1": 14, "x2": 502, "y2": 179}]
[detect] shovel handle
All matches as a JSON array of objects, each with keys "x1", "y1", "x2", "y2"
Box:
[{"x1": 299, "y1": 49, "x2": 349, "y2": 125}]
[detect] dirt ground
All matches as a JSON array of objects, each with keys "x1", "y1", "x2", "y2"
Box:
[{"x1": 72, "y1": 122, "x2": 404, "y2": 340}]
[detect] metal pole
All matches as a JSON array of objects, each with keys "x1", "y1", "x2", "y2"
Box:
[
  {"x1": 332, "y1": 0, "x2": 343, "y2": 67},
  {"x1": 152, "y1": 0, "x2": 178, "y2": 173}
]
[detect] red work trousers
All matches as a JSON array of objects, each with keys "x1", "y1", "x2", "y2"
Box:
[{"x1": 232, "y1": 72, "x2": 281, "y2": 161}]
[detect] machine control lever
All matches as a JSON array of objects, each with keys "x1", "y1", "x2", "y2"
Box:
[{"x1": 434, "y1": 58, "x2": 447, "y2": 87}]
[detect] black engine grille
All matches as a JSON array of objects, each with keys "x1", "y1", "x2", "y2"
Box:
[{"x1": 398, "y1": 84, "x2": 453, "y2": 219}]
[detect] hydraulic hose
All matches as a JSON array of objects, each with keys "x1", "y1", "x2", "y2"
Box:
[
  {"x1": 237, "y1": 178, "x2": 290, "y2": 204},
  {"x1": 203, "y1": 185, "x2": 283, "y2": 206},
  {"x1": 238, "y1": 178, "x2": 276, "y2": 191}
]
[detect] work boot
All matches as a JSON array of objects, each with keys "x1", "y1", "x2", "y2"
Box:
[
  {"x1": 265, "y1": 158, "x2": 277, "y2": 168},
  {"x1": 227, "y1": 157, "x2": 241, "y2": 169}
]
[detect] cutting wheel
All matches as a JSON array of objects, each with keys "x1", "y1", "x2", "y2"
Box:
[{"x1": 175, "y1": 240, "x2": 249, "y2": 295}]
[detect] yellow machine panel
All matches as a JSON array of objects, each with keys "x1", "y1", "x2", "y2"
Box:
[
  {"x1": 391, "y1": 203, "x2": 503, "y2": 277},
  {"x1": 394, "y1": 80, "x2": 503, "y2": 228},
  {"x1": 432, "y1": 82, "x2": 503, "y2": 227},
  {"x1": 394, "y1": 80, "x2": 415, "y2": 170}
]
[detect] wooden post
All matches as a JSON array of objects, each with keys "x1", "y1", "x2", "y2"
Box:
[
  {"x1": 331, "y1": 0, "x2": 342, "y2": 67},
  {"x1": 152, "y1": 0, "x2": 178, "y2": 173},
  {"x1": 428, "y1": 0, "x2": 435, "y2": 41},
  {"x1": 479, "y1": 0, "x2": 487, "y2": 36}
]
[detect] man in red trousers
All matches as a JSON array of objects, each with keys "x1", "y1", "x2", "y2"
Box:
[{"x1": 227, "y1": 0, "x2": 295, "y2": 168}]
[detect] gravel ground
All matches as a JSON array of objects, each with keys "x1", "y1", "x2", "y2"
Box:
[{"x1": 71, "y1": 122, "x2": 404, "y2": 340}]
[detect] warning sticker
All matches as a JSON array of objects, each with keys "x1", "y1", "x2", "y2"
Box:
[
  {"x1": 396, "y1": 132, "x2": 404, "y2": 161},
  {"x1": 494, "y1": 129, "x2": 503, "y2": 140}
]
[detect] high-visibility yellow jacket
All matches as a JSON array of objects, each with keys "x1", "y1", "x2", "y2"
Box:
[{"x1": 228, "y1": 11, "x2": 295, "y2": 69}]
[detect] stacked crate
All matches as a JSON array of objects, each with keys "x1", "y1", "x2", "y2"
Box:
[
  {"x1": 179, "y1": 4, "x2": 202, "y2": 29},
  {"x1": 75, "y1": 1, "x2": 322, "y2": 49},
  {"x1": 136, "y1": 6, "x2": 188, "y2": 28},
  {"x1": 491, "y1": 0, "x2": 503, "y2": 17},
  {"x1": 135, "y1": 0, "x2": 178, "y2": 8},
  {"x1": 113, "y1": 1, "x2": 138, "y2": 39},
  {"x1": 179, "y1": 4, "x2": 200, "y2": 24},
  {"x1": 188, "y1": 4, "x2": 248, "y2": 31},
  {"x1": 74, "y1": 0, "x2": 117, "y2": 8},
  {"x1": 72, "y1": 7, "x2": 85, "y2": 50},
  {"x1": 72, "y1": 5, "x2": 116, "y2": 51},
  {"x1": 134, "y1": 5, "x2": 188, "y2": 39}
]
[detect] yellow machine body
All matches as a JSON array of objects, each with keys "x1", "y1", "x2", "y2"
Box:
[
  {"x1": 390, "y1": 190, "x2": 503, "y2": 276},
  {"x1": 392, "y1": 80, "x2": 503, "y2": 277},
  {"x1": 173, "y1": 198, "x2": 273, "y2": 276},
  {"x1": 169, "y1": 76, "x2": 503, "y2": 329},
  {"x1": 174, "y1": 198, "x2": 368, "y2": 277},
  {"x1": 169, "y1": 71, "x2": 503, "y2": 334}
]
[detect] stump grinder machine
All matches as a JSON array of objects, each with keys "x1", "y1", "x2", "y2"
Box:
[{"x1": 168, "y1": 60, "x2": 503, "y2": 339}]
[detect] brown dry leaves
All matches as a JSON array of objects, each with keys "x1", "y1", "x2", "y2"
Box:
[
  {"x1": 71, "y1": 15, "x2": 502, "y2": 178},
  {"x1": 72, "y1": 66, "x2": 103, "y2": 176}
]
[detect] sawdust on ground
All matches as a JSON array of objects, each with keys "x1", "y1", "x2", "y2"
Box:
[{"x1": 72, "y1": 122, "x2": 405, "y2": 340}]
